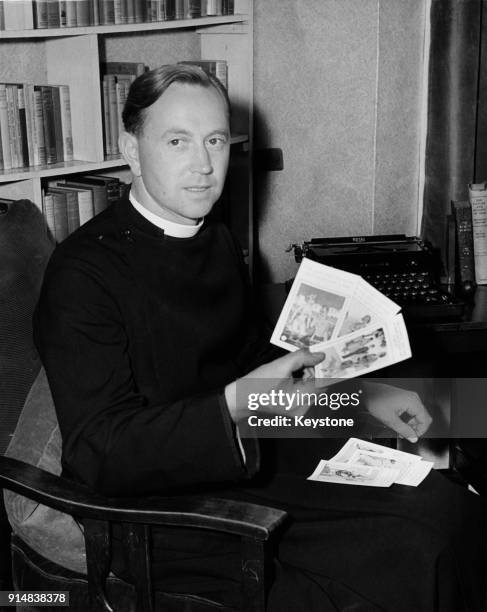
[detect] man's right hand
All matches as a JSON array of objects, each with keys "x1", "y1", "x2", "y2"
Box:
[{"x1": 224, "y1": 349, "x2": 325, "y2": 423}]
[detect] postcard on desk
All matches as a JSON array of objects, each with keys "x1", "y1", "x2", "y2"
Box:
[
  {"x1": 308, "y1": 439, "x2": 433, "y2": 487},
  {"x1": 269, "y1": 258, "x2": 410, "y2": 378}
]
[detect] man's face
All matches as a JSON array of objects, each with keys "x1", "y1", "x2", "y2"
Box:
[{"x1": 126, "y1": 82, "x2": 230, "y2": 225}]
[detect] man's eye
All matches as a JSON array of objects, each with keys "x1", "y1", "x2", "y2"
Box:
[
  {"x1": 169, "y1": 138, "x2": 181, "y2": 146},
  {"x1": 207, "y1": 137, "x2": 226, "y2": 147}
]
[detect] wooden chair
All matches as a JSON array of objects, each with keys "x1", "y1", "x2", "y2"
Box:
[
  {"x1": 0, "y1": 199, "x2": 287, "y2": 611},
  {"x1": 0, "y1": 456, "x2": 286, "y2": 611}
]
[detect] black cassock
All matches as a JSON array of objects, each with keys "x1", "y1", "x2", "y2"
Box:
[{"x1": 35, "y1": 196, "x2": 486, "y2": 611}]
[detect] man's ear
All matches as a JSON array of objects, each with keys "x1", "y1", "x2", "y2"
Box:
[{"x1": 119, "y1": 130, "x2": 141, "y2": 177}]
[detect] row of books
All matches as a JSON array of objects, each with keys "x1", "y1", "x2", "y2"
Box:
[
  {"x1": 0, "y1": 0, "x2": 234, "y2": 31},
  {"x1": 101, "y1": 59, "x2": 228, "y2": 157},
  {"x1": 0, "y1": 82, "x2": 73, "y2": 171},
  {"x1": 450, "y1": 181, "x2": 487, "y2": 290},
  {"x1": 42, "y1": 174, "x2": 127, "y2": 242}
]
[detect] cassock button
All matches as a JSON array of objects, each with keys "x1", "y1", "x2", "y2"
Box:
[{"x1": 97, "y1": 234, "x2": 104, "y2": 240}]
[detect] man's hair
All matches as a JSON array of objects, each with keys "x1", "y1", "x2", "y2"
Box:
[{"x1": 122, "y1": 63, "x2": 231, "y2": 136}]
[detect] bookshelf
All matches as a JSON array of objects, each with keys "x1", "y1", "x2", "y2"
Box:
[{"x1": 0, "y1": 0, "x2": 254, "y2": 262}]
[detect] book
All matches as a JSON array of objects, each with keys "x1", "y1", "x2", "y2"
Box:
[
  {"x1": 3, "y1": 0, "x2": 33, "y2": 29},
  {"x1": 468, "y1": 181, "x2": 487, "y2": 285},
  {"x1": 16, "y1": 85, "x2": 30, "y2": 167},
  {"x1": 41, "y1": 86, "x2": 57, "y2": 164},
  {"x1": 55, "y1": 183, "x2": 94, "y2": 225},
  {"x1": 81, "y1": 174, "x2": 121, "y2": 207},
  {"x1": 22, "y1": 83, "x2": 35, "y2": 167},
  {"x1": 75, "y1": 0, "x2": 89, "y2": 24},
  {"x1": 33, "y1": 0, "x2": 48, "y2": 27},
  {"x1": 42, "y1": 192, "x2": 56, "y2": 240},
  {"x1": 0, "y1": 84, "x2": 12, "y2": 170},
  {"x1": 101, "y1": 61, "x2": 146, "y2": 77},
  {"x1": 48, "y1": 186, "x2": 80, "y2": 234},
  {"x1": 65, "y1": 0, "x2": 77, "y2": 26},
  {"x1": 32, "y1": 86, "x2": 47, "y2": 165},
  {"x1": 50, "y1": 86, "x2": 65, "y2": 163},
  {"x1": 5, "y1": 84, "x2": 20, "y2": 169},
  {"x1": 178, "y1": 59, "x2": 228, "y2": 89},
  {"x1": 46, "y1": 0, "x2": 60, "y2": 27},
  {"x1": 62, "y1": 177, "x2": 108, "y2": 215},
  {"x1": 451, "y1": 199, "x2": 477, "y2": 293},
  {"x1": 58, "y1": 84, "x2": 73, "y2": 162}
]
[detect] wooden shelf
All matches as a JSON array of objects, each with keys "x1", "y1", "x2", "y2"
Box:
[{"x1": 0, "y1": 14, "x2": 246, "y2": 39}]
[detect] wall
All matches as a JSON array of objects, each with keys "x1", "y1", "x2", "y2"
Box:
[{"x1": 253, "y1": 0, "x2": 428, "y2": 282}]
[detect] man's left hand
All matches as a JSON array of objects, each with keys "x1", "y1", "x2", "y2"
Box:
[{"x1": 362, "y1": 382, "x2": 432, "y2": 443}]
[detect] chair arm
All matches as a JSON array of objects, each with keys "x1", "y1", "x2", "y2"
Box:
[{"x1": 0, "y1": 456, "x2": 287, "y2": 540}]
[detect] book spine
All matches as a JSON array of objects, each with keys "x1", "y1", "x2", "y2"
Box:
[
  {"x1": 76, "y1": 189, "x2": 94, "y2": 225},
  {"x1": 4, "y1": 0, "x2": 24, "y2": 29},
  {"x1": 75, "y1": 0, "x2": 89, "y2": 24},
  {"x1": 174, "y1": 0, "x2": 183, "y2": 19},
  {"x1": 91, "y1": 0, "x2": 99, "y2": 24},
  {"x1": 165, "y1": 0, "x2": 175, "y2": 19},
  {"x1": 33, "y1": 86, "x2": 47, "y2": 165},
  {"x1": 58, "y1": 84, "x2": 73, "y2": 162},
  {"x1": 5, "y1": 85, "x2": 20, "y2": 168},
  {"x1": 46, "y1": 0, "x2": 60, "y2": 27},
  {"x1": 50, "y1": 85, "x2": 64, "y2": 162},
  {"x1": 42, "y1": 192, "x2": 56, "y2": 240},
  {"x1": 468, "y1": 182, "x2": 487, "y2": 285},
  {"x1": 113, "y1": 0, "x2": 123, "y2": 25},
  {"x1": 51, "y1": 190, "x2": 69, "y2": 241},
  {"x1": 23, "y1": 83, "x2": 34, "y2": 166},
  {"x1": 0, "y1": 1, "x2": 5, "y2": 29},
  {"x1": 102, "y1": 0, "x2": 114, "y2": 22},
  {"x1": 59, "y1": 0, "x2": 66, "y2": 25},
  {"x1": 41, "y1": 86, "x2": 57, "y2": 164},
  {"x1": 115, "y1": 81, "x2": 127, "y2": 139},
  {"x1": 102, "y1": 77, "x2": 111, "y2": 156},
  {"x1": 16, "y1": 85, "x2": 30, "y2": 167},
  {"x1": 134, "y1": 0, "x2": 143, "y2": 21},
  {"x1": 106, "y1": 75, "x2": 119, "y2": 155},
  {"x1": 126, "y1": 0, "x2": 135, "y2": 22},
  {"x1": 451, "y1": 199, "x2": 477, "y2": 292},
  {"x1": 0, "y1": 84, "x2": 12, "y2": 170},
  {"x1": 64, "y1": 189, "x2": 81, "y2": 234},
  {"x1": 33, "y1": 0, "x2": 48, "y2": 26},
  {"x1": 23, "y1": 0, "x2": 34, "y2": 27},
  {"x1": 65, "y1": 0, "x2": 76, "y2": 25},
  {"x1": 23, "y1": 83, "x2": 35, "y2": 166}
]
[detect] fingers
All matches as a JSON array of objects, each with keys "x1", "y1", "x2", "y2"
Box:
[
  {"x1": 385, "y1": 414, "x2": 421, "y2": 443},
  {"x1": 280, "y1": 348, "x2": 325, "y2": 374}
]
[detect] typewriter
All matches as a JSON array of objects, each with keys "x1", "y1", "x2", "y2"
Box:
[{"x1": 287, "y1": 234, "x2": 465, "y2": 321}]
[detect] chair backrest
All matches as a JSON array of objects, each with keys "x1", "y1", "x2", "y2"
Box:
[{"x1": 0, "y1": 199, "x2": 54, "y2": 454}]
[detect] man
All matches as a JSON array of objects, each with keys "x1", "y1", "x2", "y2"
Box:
[{"x1": 34, "y1": 64, "x2": 486, "y2": 611}]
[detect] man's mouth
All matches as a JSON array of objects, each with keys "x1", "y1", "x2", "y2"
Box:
[{"x1": 185, "y1": 186, "x2": 211, "y2": 192}]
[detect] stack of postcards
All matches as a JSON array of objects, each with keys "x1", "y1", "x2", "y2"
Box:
[
  {"x1": 307, "y1": 438, "x2": 433, "y2": 487},
  {"x1": 271, "y1": 258, "x2": 411, "y2": 380}
]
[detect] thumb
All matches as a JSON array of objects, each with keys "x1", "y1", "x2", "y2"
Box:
[
  {"x1": 388, "y1": 417, "x2": 419, "y2": 444},
  {"x1": 282, "y1": 348, "x2": 325, "y2": 373}
]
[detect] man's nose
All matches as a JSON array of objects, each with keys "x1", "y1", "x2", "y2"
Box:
[{"x1": 191, "y1": 144, "x2": 213, "y2": 174}]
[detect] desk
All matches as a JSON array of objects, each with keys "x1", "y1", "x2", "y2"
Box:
[{"x1": 258, "y1": 283, "x2": 487, "y2": 470}]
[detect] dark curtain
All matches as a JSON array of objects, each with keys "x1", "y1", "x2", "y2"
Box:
[{"x1": 421, "y1": 0, "x2": 483, "y2": 258}]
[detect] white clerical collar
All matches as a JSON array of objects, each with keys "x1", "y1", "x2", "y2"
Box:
[{"x1": 129, "y1": 191, "x2": 204, "y2": 238}]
